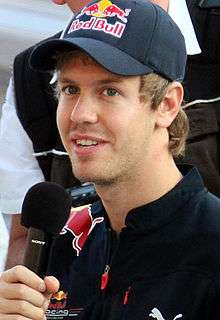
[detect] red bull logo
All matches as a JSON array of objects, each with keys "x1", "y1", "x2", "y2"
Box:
[
  {"x1": 68, "y1": 0, "x2": 131, "y2": 39},
  {"x1": 103, "y1": 4, "x2": 129, "y2": 22},
  {"x1": 49, "y1": 290, "x2": 68, "y2": 310},
  {"x1": 61, "y1": 205, "x2": 104, "y2": 256},
  {"x1": 77, "y1": 0, "x2": 131, "y2": 23},
  {"x1": 47, "y1": 291, "x2": 83, "y2": 317}
]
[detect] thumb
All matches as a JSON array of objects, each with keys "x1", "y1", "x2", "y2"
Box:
[{"x1": 44, "y1": 276, "x2": 60, "y2": 297}]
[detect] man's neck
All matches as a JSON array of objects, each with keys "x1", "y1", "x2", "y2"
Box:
[{"x1": 95, "y1": 156, "x2": 182, "y2": 234}]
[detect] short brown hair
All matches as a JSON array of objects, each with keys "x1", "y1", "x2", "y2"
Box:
[{"x1": 139, "y1": 74, "x2": 189, "y2": 157}]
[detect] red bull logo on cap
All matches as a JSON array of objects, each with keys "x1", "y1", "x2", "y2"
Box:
[
  {"x1": 77, "y1": 0, "x2": 131, "y2": 23},
  {"x1": 61, "y1": 205, "x2": 104, "y2": 256},
  {"x1": 68, "y1": 0, "x2": 131, "y2": 39}
]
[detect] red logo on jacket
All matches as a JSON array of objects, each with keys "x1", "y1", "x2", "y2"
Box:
[{"x1": 61, "y1": 205, "x2": 104, "y2": 256}]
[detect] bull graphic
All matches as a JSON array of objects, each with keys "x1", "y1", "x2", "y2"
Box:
[
  {"x1": 149, "y1": 308, "x2": 183, "y2": 320},
  {"x1": 103, "y1": 5, "x2": 131, "y2": 23},
  {"x1": 61, "y1": 206, "x2": 104, "y2": 256},
  {"x1": 76, "y1": 0, "x2": 131, "y2": 23},
  {"x1": 77, "y1": 3, "x2": 99, "y2": 17}
]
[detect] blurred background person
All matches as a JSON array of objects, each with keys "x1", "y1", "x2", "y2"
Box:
[{"x1": 180, "y1": 0, "x2": 220, "y2": 196}]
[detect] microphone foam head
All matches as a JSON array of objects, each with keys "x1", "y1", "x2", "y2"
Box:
[{"x1": 21, "y1": 182, "x2": 72, "y2": 235}]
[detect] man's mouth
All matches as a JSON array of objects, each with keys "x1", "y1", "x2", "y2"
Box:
[{"x1": 76, "y1": 139, "x2": 99, "y2": 147}]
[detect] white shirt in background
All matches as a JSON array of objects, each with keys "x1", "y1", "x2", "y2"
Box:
[
  {"x1": 0, "y1": 79, "x2": 44, "y2": 271},
  {"x1": 168, "y1": 0, "x2": 201, "y2": 55}
]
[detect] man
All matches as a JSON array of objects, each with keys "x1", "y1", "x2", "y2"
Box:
[
  {"x1": 1, "y1": 1, "x2": 220, "y2": 319},
  {"x1": 0, "y1": 0, "x2": 197, "y2": 271}
]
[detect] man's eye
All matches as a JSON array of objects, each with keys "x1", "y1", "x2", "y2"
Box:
[
  {"x1": 63, "y1": 86, "x2": 79, "y2": 95},
  {"x1": 103, "y1": 88, "x2": 119, "y2": 97}
]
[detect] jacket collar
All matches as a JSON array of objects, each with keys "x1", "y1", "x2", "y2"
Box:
[{"x1": 123, "y1": 165, "x2": 205, "y2": 234}]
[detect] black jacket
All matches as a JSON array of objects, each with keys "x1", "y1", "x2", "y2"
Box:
[{"x1": 47, "y1": 166, "x2": 220, "y2": 320}]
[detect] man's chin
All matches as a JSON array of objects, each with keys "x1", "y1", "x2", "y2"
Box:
[
  {"x1": 73, "y1": 171, "x2": 112, "y2": 186},
  {"x1": 72, "y1": 162, "x2": 100, "y2": 182},
  {"x1": 73, "y1": 170, "x2": 98, "y2": 184},
  {"x1": 71, "y1": 162, "x2": 117, "y2": 186}
]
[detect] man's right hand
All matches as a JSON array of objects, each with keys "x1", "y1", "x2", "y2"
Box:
[{"x1": 0, "y1": 265, "x2": 59, "y2": 320}]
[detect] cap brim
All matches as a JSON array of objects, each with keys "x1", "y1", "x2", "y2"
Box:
[{"x1": 30, "y1": 37, "x2": 153, "y2": 76}]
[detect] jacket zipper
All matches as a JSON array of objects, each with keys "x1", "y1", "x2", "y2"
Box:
[
  {"x1": 100, "y1": 228, "x2": 132, "y2": 318},
  {"x1": 101, "y1": 264, "x2": 110, "y2": 290},
  {"x1": 100, "y1": 227, "x2": 120, "y2": 292},
  {"x1": 100, "y1": 228, "x2": 112, "y2": 291},
  {"x1": 123, "y1": 286, "x2": 131, "y2": 305}
]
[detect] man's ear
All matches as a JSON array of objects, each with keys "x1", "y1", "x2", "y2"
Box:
[{"x1": 155, "y1": 82, "x2": 183, "y2": 128}]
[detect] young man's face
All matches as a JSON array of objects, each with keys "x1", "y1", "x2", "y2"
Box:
[{"x1": 56, "y1": 55, "x2": 158, "y2": 185}]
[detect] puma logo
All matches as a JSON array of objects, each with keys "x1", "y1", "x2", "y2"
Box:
[{"x1": 149, "y1": 308, "x2": 183, "y2": 320}]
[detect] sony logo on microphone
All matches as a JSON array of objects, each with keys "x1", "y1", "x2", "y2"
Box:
[{"x1": 31, "y1": 239, "x2": 46, "y2": 245}]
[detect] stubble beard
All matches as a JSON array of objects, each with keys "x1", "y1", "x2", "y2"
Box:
[
  {"x1": 71, "y1": 160, "x2": 121, "y2": 187},
  {"x1": 70, "y1": 154, "x2": 143, "y2": 188}
]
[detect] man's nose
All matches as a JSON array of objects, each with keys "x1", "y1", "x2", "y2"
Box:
[{"x1": 70, "y1": 95, "x2": 98, "y2": 124}]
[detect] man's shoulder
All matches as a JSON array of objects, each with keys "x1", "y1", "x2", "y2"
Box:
[
  {"x1": 193, "y1": 191, "x2": 220, "y2": 252},
  {"x1": 195, "y1": 190, "x2": 220, "y2": 228},
  {"x1": 201, "y1": 191, "x2": 220, "y2": 214}
]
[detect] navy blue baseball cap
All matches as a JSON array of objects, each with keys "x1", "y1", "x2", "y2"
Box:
[{"x1": 30, "y1": 0, "x2": 187, "y2": 81}]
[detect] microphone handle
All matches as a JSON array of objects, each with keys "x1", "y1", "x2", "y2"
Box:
[{"x1": 23, "y1": 227, "x2": 53, "y2": 277}]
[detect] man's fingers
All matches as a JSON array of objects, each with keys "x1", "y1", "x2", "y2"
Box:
[
  {"x1": 0, "y1": 282, "x2": 47, "y2": 308},
  {"x1": 0, "y1": 267, "x2": 59, "y2": 319},
  {"x1": 0, "y1": 298, "x2": 46, "y2": 320},
  {"x1": 0, "y1": 315, "x2": 33, "y2": 320},
  {"x1": 1, "y1": 266, "x2": 46, "y2": 292}
]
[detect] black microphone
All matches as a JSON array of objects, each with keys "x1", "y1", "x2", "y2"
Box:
[{"x1": 21, "y1": 182, "x2": 72, "y2": 277}]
